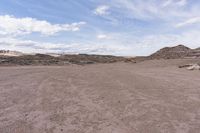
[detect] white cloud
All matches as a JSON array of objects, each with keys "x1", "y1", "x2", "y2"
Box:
[
  {"x1": 94, "y1": 5, "x2": 110, "y2": 16},
  {"x1": 0, "y1": 37, "x2": 129, "y2": 55},
  {"x1": 110, "y1": 0, "x2": 192, "y2": 21},
  {"x1": 1, "y1": 29, "x2": 200, "y2": 56},
  {"x1": 175, "y1": 17, "x2": 200, "y2": 28},
  {"x1": 92, "y1": 30, "x2": 200, "y2": 56},
  {"x1": 0, "y1": 1, "x2": 199, "y2": 56},
  {"x1": 162, "y1": 0, "x2": 187, "y2": 7},
  {"x1": 176, "y1": 0, "x2": 187, "y2": 6},
  {"x1": 97, "y1": 34, "x2": 109, "y2": 39},
  {"x1": 130, "y1": 30, "x2": 200, "y2": 55},
  {"x1": 162, "y1": 0, "x2": 173, "y2": 7},
  {"x1": 0, "y1": 15, "x2": 86, "y2": 36}
]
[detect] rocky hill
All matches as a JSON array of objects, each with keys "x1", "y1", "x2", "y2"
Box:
[
  {"x1": 1, "y1": 44, "x2": 199, "y2": 66},
  {"x1": 0, "y1": 53, "x2": 134, "y2": 66},
  {"x1": 195, "y1": 47, "x2": 200, "y2": 50},
  {"x1": 149, "y1": 45, "x2": 200, "y2": 59},
  {"x1": 149, "y1": 45, "x2": 192, "y2": 59}
]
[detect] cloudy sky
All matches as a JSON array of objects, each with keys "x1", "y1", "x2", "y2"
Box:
[{"x1": 0, "y1": 0, "x2": 200, "y2": 56}]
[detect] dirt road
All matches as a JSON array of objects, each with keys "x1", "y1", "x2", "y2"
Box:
[{"x1": 0, "y1": 59, "x2": 200, "y2": 133}]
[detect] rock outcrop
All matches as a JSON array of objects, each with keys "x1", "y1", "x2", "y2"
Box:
[
  {"x1": 150, "y1": 45, "x2": 200, "y2": 59},
  {"x1": 150, "y1": 45, "x2": 191, "y2": 59}
]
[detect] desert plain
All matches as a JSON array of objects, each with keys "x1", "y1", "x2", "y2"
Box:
[{"x1": 0, "y1": 58, "x2": 200, "y2": 133}]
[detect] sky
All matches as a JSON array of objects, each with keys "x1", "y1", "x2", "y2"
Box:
[{"x1": 0, "y1": 0, "x2": 200, "y2": 56}]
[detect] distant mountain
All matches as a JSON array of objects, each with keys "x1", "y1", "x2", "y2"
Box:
[
  {"x1": 150, "y1": 45, "x2": 191, "y2": 59},
  {"x1": 195, "y1": 47, "x2": 200, "y2": 51},
  {"x1": 0, "y1": 52, "x2": 135, "y2": 66},
  {"x1": 188, "y1": 47, "x2": 200, "y2": 57},
  {"x1": 0, "y1": 50, "x2": 23, "y2": 57},
  {"x1": 1, "y1": 44, "x2": 199, "y2": 66}
]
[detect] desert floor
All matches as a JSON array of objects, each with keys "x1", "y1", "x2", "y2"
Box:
[{"x1": 0, "y1": 59, "x2": 200, "y2": 133}]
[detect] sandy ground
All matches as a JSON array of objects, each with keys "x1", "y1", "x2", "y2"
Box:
[{"x1": 0, "y1": 59, "x2": 200, "y2": 133}]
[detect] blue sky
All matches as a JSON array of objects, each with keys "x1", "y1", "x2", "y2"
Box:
[{"x1": 0, "y1": 0, "x2": 200, "y2": 56}]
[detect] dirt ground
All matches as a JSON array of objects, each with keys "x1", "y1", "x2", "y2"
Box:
[{"x1": 0, "y1": 59, "x2": 200, "y2": 133}]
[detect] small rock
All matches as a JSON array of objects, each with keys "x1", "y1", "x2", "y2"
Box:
[{"x1": 187, "y1": 64, "x2": 200, "y2": 70}]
